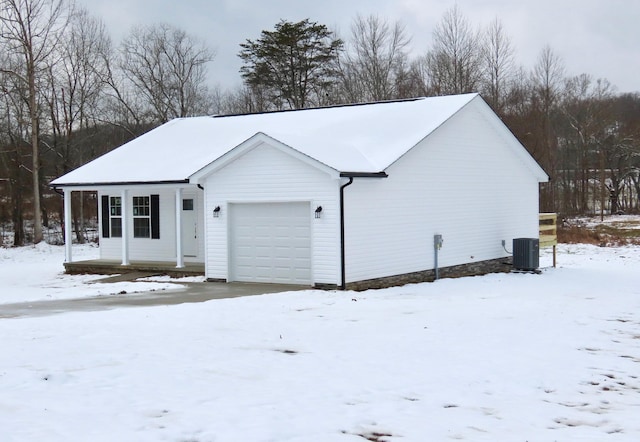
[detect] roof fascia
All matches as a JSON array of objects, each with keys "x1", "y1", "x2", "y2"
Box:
[
  {"x1": 471, "y1": 96, "x2": 549, "y2": 182},
  {"x1": 50, "y1": 180, "x2": 193, "y2": 192}
]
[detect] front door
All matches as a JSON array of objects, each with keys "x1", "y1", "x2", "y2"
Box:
[{"x1": 182, "y1": 198, "x2": 197, "y2": 257}]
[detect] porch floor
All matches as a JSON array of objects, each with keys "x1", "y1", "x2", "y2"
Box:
[{"x1": 64, "y1": 259, "x2": 205, "y2": 278}]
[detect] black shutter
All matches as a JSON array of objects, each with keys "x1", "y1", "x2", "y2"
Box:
[
  {"x1": 151, "y1": 194, "x2": 160, "y2": 239},
  {"x1": 101, "y1": 195, "x2": 110, "y2": 238}
]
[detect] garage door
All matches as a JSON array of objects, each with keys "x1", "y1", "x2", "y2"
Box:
[{"x1": 229, "y1": 202, "x2": 311, "y2": 284}]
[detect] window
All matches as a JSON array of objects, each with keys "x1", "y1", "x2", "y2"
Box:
[
  {"x1": 102, "y1": 193, "x2": 159, "y2": 240},
  {"x1": 110, "y1": 197, "x2": 122, "y2": 238},
  {"x1": 132, "y1": 196, "x2": 150, "y2": 238}
]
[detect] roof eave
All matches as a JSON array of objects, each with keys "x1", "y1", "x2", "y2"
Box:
[{"x1": 50, "y1": 179, "x2": 191, "y2": 189}]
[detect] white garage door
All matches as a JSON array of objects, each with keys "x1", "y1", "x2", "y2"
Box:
[{"x1": 229, "y1": 202, "x2": 311, "y2": 284}]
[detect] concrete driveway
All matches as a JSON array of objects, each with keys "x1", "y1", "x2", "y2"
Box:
[{"x1": 0, "y1": 282, "x2": 307, "y2": 319}]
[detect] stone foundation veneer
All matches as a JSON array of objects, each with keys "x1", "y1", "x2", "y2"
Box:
[{"x1": 314, "y1": 257, "x2": 513, "y2": 291}]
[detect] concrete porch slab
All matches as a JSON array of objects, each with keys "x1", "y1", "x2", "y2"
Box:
[{"x1": 64, "y1": 259, "x2": 205, "y2": 278}]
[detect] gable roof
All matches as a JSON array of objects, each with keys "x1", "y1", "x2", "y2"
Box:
[
  {"x1": 51, "y1": 93, "x2": 541, "y2": 187},
  {"x1": 189, "y1": 131, "x2": 343, "y2": 182}
]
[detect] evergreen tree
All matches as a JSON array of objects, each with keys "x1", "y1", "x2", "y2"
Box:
[{"x1": 238, "y1": 19, "x2": 343, "y2": 110}]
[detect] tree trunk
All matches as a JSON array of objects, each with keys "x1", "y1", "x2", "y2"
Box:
[
  {"x1": 11, "y1": 174, "x2": 25, "y2": 246},
  {"x1": 73, "y1": 192, "x2": 85, "y2": 244},
  {"x1": 30, "y1": 74, "x2": 43, "y2": 244}
]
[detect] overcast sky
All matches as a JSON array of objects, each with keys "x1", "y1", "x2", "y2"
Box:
[{"x1": 82, "y1": 0, "x2": 640, "y2": 94}]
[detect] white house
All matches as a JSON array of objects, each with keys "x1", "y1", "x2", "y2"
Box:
[{"x1": 51, "y1": 94, "x2": 548, "y2": 289}]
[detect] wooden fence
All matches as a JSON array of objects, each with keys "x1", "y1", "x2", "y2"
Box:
[{"x1": 539, "y1": 213, "x2": 558, "y2": 267}]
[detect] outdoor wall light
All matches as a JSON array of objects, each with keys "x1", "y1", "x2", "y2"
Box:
[
  {"x1": 315, "y1": 206, "x2": 323, "y2": 219},
  {"x1": 213, "y1": 206, "x2": 221, "y2": 218}
]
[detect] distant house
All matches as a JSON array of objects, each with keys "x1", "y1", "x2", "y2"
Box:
[{"x1": 51, "y1": 94, "x2": 548, "y2": 289}]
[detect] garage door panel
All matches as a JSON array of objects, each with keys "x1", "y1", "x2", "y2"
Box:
[
  {"x1": 255, "y1": 245, "x2": 270, "y2": 254},
  {"x1": 230, "y1": 202, "x2": 311, "y2": 284}
]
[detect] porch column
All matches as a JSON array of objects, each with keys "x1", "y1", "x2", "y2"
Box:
[
  {"x1": 175, "y1": 188, "x2": 184, "y2": 268},
  {"x1": 121, "y1": 188, "x2": 130, "y2": 266},
  {"x1": 63, "y1": 188, "x2": 73, "y2": 263}
]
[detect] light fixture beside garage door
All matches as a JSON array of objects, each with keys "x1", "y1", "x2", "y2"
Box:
[
  {"x1": 315, "y1": 206, "x2": 322, "y2": 218},
  {"x1": 213, "y1": 206, "x2": 221, "y2": 218}
]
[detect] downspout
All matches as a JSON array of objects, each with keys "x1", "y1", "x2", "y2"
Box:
[
  {"x1": 339, "y1": 177, "x2": 353, "y2": 290},
  {"x1": 338, "y1": 171, "x2": 388, "y2": 290}
]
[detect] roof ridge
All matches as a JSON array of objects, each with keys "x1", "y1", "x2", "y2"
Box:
[{"x1": 211, "y1": 96, "x2": 426, "y2": 119}]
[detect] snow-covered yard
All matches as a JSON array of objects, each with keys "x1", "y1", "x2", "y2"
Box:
[
  {"x1": 1, "y1": 242, "x2": 639, "y2": 441},
  {"x1": 0, "y1": 243, "x2": 191, "y2": 304}
]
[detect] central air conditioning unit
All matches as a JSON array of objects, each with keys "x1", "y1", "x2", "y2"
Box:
[{"x1": 513, "y1": 238, "x2": 539, "y2": 270}]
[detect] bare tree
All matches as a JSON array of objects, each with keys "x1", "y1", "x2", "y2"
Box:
[
  {"x1": 557, "y1": 74, "x2": 612, "y2": 214},
  {"x1": 394, "y1": 55, "x2": 435, "y2": 98},
  {"x1": 426, "y1": 5, "x2": 483, "y2": 95},
  {"x1": 613, "y1": 94, "x2": 640, "y2": 213},
  {"x1": 0, "y1": 65, "x2": 31, "y2": 245},
  {"x1": 43, "y1": 7, "x2": 111, "y2": 243},
  {"x1": 211, "y1": 84, "x2": 272, "y2": 115},
  {"x1": 46, "y1": 7, "x2": 110, "y2": 170},
  {"x1": 0, "y1": 0, "x2": 70, "y2": 243},
  {"x1": 481, "y1": 17, "x2": 515, "y2": 113},
  {"x1": 338, "y1": 14, "x2": 410, "y2": 102},
  {"x1": 100, "y1": 46, "x2": 149, "y2": 131},
  {"x1": 532, "y1": 45, "x2": 565, "y2": 110},
  {"x1": 118, "y1": 23, "x2": 216, "y2": 123},
  {"x1": 530, "y1": 45, "x2": 565, "y2": 212}
]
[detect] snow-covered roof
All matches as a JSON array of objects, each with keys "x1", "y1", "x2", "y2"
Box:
[{"x1": 52, "y1": 94, "x2": 480, "y2": 186}]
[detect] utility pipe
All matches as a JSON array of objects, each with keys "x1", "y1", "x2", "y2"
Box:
[{"x1": 339, "y1": 177, "x2": 353, "y2": 290}]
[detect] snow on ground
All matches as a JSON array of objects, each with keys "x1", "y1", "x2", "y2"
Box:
[
  {"x1": 570, "y1": 214, "x2": 640, "y2": 229},
  {"x1": 0, "y1": 244, "x2": 639, "y2": 441},
  {"x1": 0, "y1": 243, "x2": 185, "y2": 304}
]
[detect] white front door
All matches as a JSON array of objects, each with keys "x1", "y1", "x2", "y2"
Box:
[
  {"x1": 181, "y1": 198, "x2": 197, "y2": 257},
  {"x1": 229, "y1": 202, "x2": 311, "y2": 284}
]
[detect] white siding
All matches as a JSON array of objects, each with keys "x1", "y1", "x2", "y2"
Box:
[
  {"x1": 203, "y1": 142, "x2": 340, "y2": 285},
  {"x1": 344, "y1": 99, "x2": 541, "y2": 283},
  {"x1": 98, "y1": 186, "x2": 204, "y2": 262}
]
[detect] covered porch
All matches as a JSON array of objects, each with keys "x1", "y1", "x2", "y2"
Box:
[{"x1": 59, "y1": 185, "x2": 205, "y2": 274}]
